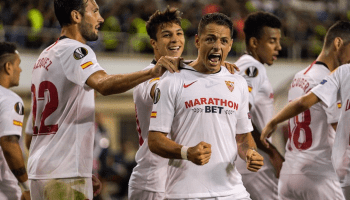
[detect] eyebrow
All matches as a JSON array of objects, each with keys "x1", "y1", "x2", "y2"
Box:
[{"x1": 161, "y1": 29, "x2": 183, "y2": 33}]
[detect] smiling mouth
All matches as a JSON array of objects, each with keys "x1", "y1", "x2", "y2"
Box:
[
  {"x1": 168, "y1": 46, "x2": 181, "y2": 51},
  {"x1": 208, "y1": 53, "x2": 221, "y2": 65}
]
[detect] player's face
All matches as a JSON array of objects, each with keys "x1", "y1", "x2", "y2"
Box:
[
  {"x1": 152, "y1": 23, "x2": 184, "y2": 60},
  {"x1": 10, "y1": 54, "x2": 22, "y2": 87},
  {"x1": 79, "y1": 0, "x2": 104, "y2": 42},
  {"x1": 255, "y1": 27, "x2": 281, "y2": 66},
  {"x1": 195, "y1": 23, "x2": 232, "y2": 74},
  {"x1": 338, "y1": 42, "x2": 350, "y2": 65}
]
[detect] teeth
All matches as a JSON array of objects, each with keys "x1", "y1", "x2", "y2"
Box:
[{"x1": 169, "y1": 47, "x2": 180, "y2": 50}]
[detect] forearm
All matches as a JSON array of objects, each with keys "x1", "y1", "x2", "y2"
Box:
[
  {"x1": 0, "y1": 136, "x2": 28, "y2": 182},
  {"x1": 88, "y1": 70, "x2": 154, "y2": 96},
  {"x1": 236, "y1": 133, "x2": 257, "y2": 161},
  {"x1": 251, "y1": 125, "x2": 279, "y2": 156},
  {"x1": 148, "y1": 131, "x2": 182, "y2": 159}
]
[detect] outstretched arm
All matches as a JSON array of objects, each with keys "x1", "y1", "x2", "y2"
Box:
[
  {"x1": 261, "y1": 92, "x2": 320, "y2": 147},
  {"x1": 148, "y1": 131, "x2": 212, "y2": 165},
  {"x1": 86, "y1": 56, "x2": 181, "y2": 96}
]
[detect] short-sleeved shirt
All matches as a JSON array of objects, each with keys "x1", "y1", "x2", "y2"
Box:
[
  {"x1": 149, "y1": 65, "x2": 253, "y2": 198},
  {"x1": 128, "y1": 61, "x2": 168, "y2": 192},
  {"x1": 28, "y1": 38, "x2": 104, "y2": 179},
  {"x1": 312, "y1": 64, "x2": 350, "y2": 187},
  {"x1": 282, "y1": 61, "x2": 340, "y2": 179},
  {"x1": 0, "y1": 85, "x2": 24, "y2": 194},
  {"x1": 235, "y1": 54, "x2": 274, "y2": 174}
]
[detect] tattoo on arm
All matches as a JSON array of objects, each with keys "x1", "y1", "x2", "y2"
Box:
[{"x1": 11, "y1": 167, "x2": 27, "y2": 177}]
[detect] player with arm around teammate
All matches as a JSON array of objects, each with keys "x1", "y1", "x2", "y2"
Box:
[
  {"x1": 261, "y1": 21, "x2": 350, "y2": 200},
  {"x1": 0, "y1": 42, "x2": 30, "y2": 200},
  {"x1": 148, "y1": 12, "x2": 264, "y2": 199},
  {"x1": 27, "y1": 0, "x2": 181, "y2": 199},
  {"x1": 234, "y1": 11, "x2": 283, "y2": 200}
]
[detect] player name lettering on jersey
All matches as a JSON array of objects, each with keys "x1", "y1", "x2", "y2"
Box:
[
  {"x1": 345, "y1": 99, "x2": 350, "y2": 111},
  {"x1": 290, "y1": 77, "x2": 310, "y2": 93},
  {"x1": 33, "y1": 57, "x2": 53, "y2": 71},
  {"x1": 185, "y1": 97, "x2": 239, "y2": 110}
]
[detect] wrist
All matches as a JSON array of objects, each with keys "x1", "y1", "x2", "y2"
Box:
[
  {"x1": 19, "y1": 180, "x2": 30, "y2": 191},
  {"x1": 181, "y1": 146, "x2": 189, "y2": 160}
]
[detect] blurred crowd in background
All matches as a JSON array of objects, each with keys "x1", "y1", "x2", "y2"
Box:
[{"x1": 1, "y1": 0, "x2": 350, "y2": 59}]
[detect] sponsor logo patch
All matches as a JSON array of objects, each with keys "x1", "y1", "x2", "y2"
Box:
[
  {"x1": 245, "y1": 66, "x2": 259, "y2": 77},
  {"x1": 14, "y1": 102, "x2": 24, "y2": 115},
  {"x1": 153, "y1": 88, "x2": 161, "y2": 104},
  {"x1": 320, "y1": 79, "x2": 327, "y2": 85},
  {"x1": 81, "y1": 61, "x2": 93, "y2": 70},
  {"x1": 13, "y1": 120, "x2": 23, "y2": 127},
  {"x1": 73, "y1": 47, "x2": 88, "y2": 60},
  {"x1": 151, "y1": 111, "x2": 157, "y2": 118},
  {"x1": 225, "y1": 81, "x2": 234, "y2": 92}
]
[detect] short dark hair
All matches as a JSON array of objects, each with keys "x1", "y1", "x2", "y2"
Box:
[
  {"x1": 324, "y1": 21, "x2": 350, "y2": 48},
  {"x1": 0, "y1": 42, "x2": 17, "y2": 70},
  {"x1": 244, "y1": 11, "x2": 281, "y2": 46},
  {"x1": 198, "y1": 13, "x2": 233, "y2": 38},
  {"x1": 54, "y1": 0, "x2": 87, "y2": 27},
  {"x1": 146, "y1": 7, "x2": 182, "y2": 41}
]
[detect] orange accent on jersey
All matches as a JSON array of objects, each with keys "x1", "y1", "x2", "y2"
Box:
[
  {"x1": 151, "y1": 111, "x2": 157, "y2": 118},
  {"x1": 13, "y1": 120, "x2": 23, "y2": 127},
  {"x1": 81, "y1": 61, "x2": 93, "y2": 69},
  {"x1": 149, "y1": 78, "x2": 160, "y2": 83},
  {"x1": 248, "y1": 86, "x2": 252, "y2": 92},
  {"x1": 338, "y1": 102, "x2": 342, "y2": 108}
]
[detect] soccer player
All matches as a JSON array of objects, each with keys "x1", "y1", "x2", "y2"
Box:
[
  {"x1": 148, "y1": 13, "x2": 264, "y2": 199},
  {"x1": 261, "y1": 21, "x2": 350, "y2": 200},
  {"x1": 129, "y1": 8, "x2": 239, "y2": 200},
  {"x1": 27, "y1": 0, "x2": 180, "y2": 199},
  {"x1": 234, "y1": 11, "x2": 283, "y2": 200},
  {"x1": 0, "y1": 42, "x2": 30, "y2": 200}
]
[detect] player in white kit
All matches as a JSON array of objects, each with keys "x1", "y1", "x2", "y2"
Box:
[
  {"x1": 28, "y1": 0, "x2": 181, "y2": 199},
  {"x1": 148, "y1": 13, "x2": 264, "y2": 199},
  {"x1": 0, "y1": 42, "x2": 30, "y2": 200},
  {"x1": 261, "y1": 21, "x2": 350, "y2": 200},
  {"x1": 234, "y1": 11, "x2": 283, "y2": 200}
]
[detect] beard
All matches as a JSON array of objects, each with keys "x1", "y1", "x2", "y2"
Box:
[{"x1": 79, "y1": 19, "x2": 99, "y2": 41}]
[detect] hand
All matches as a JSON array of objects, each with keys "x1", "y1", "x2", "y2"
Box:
[
  {"x1": 92, "y1": 174, "x2": 102, "y2": 197},
  {"x1": 269, "y1": 148, "x2": 285, "y2": 178},
  {"x1": 260, "y1": 122, "x2": 277, "y2": 148},
  {"x1": 223, "y1": 62, "x2": 240, "y2": 74},
  {"x1": 150, "y1": 56, "x2": 182, "y2": 77},
  {"x1": 187, "y1": 141, "x2": 212, "y2": 165},
  {"x1": 21, "y1": 191, "x2": 30, "y2": 200},
  {"x1": 246, "y1": 149, "x2": 264, "y2": 172}
]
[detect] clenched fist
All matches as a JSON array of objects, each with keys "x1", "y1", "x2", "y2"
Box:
[
  {"x1": 187, "y1": 142, "x2": 212, "y2": 165},
  {"x1": 246, "y1": 149, "x2": 264, "y2": 172}
]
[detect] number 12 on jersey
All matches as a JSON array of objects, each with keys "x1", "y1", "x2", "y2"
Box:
[{"x1": 31, "y1": 81, "x2": 59, "y2": 135}]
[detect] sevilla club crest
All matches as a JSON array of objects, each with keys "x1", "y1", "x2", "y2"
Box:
[{"x1": 225, "y1": 81, "x2": 234, "y2": 92}]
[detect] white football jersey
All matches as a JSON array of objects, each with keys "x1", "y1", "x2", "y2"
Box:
[
  {"x1": 235, "y1": 54, "x2": 274, "y2": 174},
  {"x1": 128, "y1": 61, "x2": 168, "y2": 192},
  {"x1": 28, "y1": 38, "x2": 104, "y2": 179},
  {"x1": 0, "y1": 85, "x2": 24, "y2": 198},
  {"x1": 149, "y1": 65, "x2": 253, "y2": 198},
  {"x1": 312, "y1": 64, "x2": 350, "y2": 187},
  {"x1": 282, "y1": 61, "x2": 340, "y2": 179}
]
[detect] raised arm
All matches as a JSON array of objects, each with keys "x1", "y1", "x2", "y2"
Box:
[
  {"x1": 260, "y1": 92, "x2": 320, "y2": 147},
  {"x1": 86, "y1": 56, "x2": 181, "y2": 96},
  {"x1": 148, "y1": 131, "x2": 212, "y2": 165},
  {"x1": 236, "y1": 132, "x2": 264, "y2": 172}
]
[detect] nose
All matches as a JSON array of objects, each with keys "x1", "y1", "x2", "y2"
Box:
[
  {"x1": 98, "y1": 12, "x2": 104, "y2": 24},
  {"x1": 276, "y1": 41, "x2": 282, "y2": 51},
  {"x1": 213, "y1": 39, "x2": 221, "y2": 50}
]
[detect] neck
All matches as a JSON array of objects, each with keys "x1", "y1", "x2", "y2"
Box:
[
  {"x1": 316, "y1": 49, "x2": 338, "y2": 71},
  {"x1": 189, "y1": 58, "x2": 219, "y2": 74},
  {"x1": 60, "y1": 25, "x2": 86, "y2": 44},
  {"x1": 246, "y1": 48, "x2": 262, "y2": 64},
  {"x1": 0, "y1": 76, "x2": 11, "y2": 89}
]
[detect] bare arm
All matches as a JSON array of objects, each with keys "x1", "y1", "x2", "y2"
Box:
[
  {"x1": 0, "y1": 135, "x2": 28, "y2": 182},
  {"x1": 236, "y1": 133, "x2": 264, "y2": 172},
  {"x1": 261, "y1": 92, "x2": 320, "y2": 147},
  {"x1": 148, "y1": 131, "x2": 212, "y2": 165},
  {"x1": 86, "y1": 56, "x2": 180, "y2": 96}
]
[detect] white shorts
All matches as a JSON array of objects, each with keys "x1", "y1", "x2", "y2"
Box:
[
  {"x1": 342, "y1": 185, "x2": 350, "y2": 200},
  {"x1": 0, "y1": 181, "x2": 22, "y2": 200},
  {"x1": 241, "y1": 169, "x2": 278, "y2": 200},
  {"x1": 30, "y1": 177, "x2": 93, "y2": 200},
  {"x1": 279, "y1": 174, "x2": 344, "y2": 200},
  {"x1": 165, "y1": 193, "x2": 251, "y2": 200},
  {"x1": 128, "y1": 186, "x2": 165, "y2": 200}
]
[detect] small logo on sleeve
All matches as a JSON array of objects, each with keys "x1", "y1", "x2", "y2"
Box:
[
  {"x1": 225, "y1": 81, "x2": 234, "y2": 92},
  {"x1": 151, "y1": 111, "x2": 157, "y2": 118},
  {"x1": 14, "y1": 102, "x2": 24, "y2": 115},
  {"x1": 245, "y1": 66, "x2": 259, "y2": 77},
  {"x1": 153, "y1": 88, "x2": 161, "y2": 104},
  {"x1": 81, "y1": 61, "x2": 93, "y2": 70},
  {"x1": 13, "y1": 120, "x2": 23, "y2": 127},
  {"x1": 73, "y1": 47, "x2": 88, "y2": 60},
  {"x1": 320, "y1": 79, "x2": 327, "y2": 85}
]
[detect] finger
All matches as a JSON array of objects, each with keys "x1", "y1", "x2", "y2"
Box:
[
  {"x1": 162, "y1": 58, "x2": 178, "y2": 73},
  {"x1": 201, "y1": 142, "x2": 211, "y2": 148},
  {"x1": 248, "y1": 160, "x2": 264, "y2": 166}
]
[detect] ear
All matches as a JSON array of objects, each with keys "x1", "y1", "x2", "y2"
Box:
[
  {"x1": 150, "y1": 39, "x2": 157, "y2": 50},
  {"x1": 333, "y1": 37, "x2": 343, "y2": 51},
  {"x1": 249, "y1": 37, "x2": 258, "y2": 49},
  {"x1": 3, "y1": 62, "x2": 12, "y2": 75},
  {"x1": 71, "y1": 10, "x2": 82, "y2": 24},
  {"x1": 195, "y1": 34, "x2": 200, "y2": 49}
]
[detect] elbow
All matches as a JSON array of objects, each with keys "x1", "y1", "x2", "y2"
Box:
[{"x1": 295, "y1": 97, "x2": 311, "y2": 111}]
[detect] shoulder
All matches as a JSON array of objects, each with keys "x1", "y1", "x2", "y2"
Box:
[
  {"x1": 235, "y1": 55, "x2": 266, "y2": 78},
  {"x1": 56, "y1": 39, "x2": 96, "y2": 60},
  {"x1": 0, "y1": 88, "x2": 23, "y2": 111}
]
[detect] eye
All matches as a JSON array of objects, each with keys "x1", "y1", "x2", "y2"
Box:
[
  {"x1": 206, "y1": 37, "x2": 213, "y2": 42},
  {"x1": 177, "y1": 32, "x2": 183, "y2": 36},
  {"x1": 222, "y1": 39, "x2": 228, "y2": 44},
  {"x1": 163, "y1": 34, "x2": 170, "y2": 37}
]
